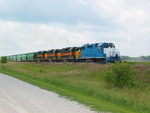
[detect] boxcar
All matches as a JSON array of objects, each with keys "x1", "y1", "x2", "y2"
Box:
[
  {"x1": 6, "y1": 56, "x2": 10, "y2": 61},
  {"x1": 9, "y1": 56, "x2": 13, "y2": 61},
  {"x1": 26, "y1": 52, "x2": 37, "y2": 61},
  {"x1": 21, "y1": 54, "x2": 27, "y2": 61},
  {"x1": 12, "y1": 55, "x2": 17, "y2": 61},
  {"x1": 16, "y1": 54, "x2": 22, "y2": 61}
]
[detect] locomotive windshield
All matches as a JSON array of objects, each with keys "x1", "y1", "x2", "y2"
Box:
[{"x1": 103, "y1": 43, "x2": 115, "y2": 48}]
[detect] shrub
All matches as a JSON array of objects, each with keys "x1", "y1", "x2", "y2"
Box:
[
  {"x1": 105, "y1": 62, "x2": 136, "y2": 88},
  {"x1": 1, "y1": 56, "x2": 7, "y2": 63}
]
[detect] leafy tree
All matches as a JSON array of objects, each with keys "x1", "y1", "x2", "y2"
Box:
[{"x1": 140, "y1": 56, "x2": 150, "y2": 61}]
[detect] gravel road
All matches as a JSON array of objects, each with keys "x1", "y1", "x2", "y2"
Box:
[{"x1": 0, "y1": 73, "x2": 96, "y2": 113}]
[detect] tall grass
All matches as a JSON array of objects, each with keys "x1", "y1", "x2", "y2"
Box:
[{"x1": 0, "y1": 62, "x2": 150, "y2": 113}]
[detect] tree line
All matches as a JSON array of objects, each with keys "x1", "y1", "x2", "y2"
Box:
[{"x1": 121, "y1": 55, "x2": 150, "y2": 61}]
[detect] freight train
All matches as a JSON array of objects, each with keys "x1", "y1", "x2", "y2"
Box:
[{"x1": 4, "y1": 42, "x2": 121, "y2": 63}]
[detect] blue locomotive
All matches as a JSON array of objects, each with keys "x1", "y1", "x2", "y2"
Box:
[{"x1": 80, "y1": 43, "x2": 121, "y2": 63}]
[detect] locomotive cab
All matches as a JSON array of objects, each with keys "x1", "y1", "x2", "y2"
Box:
[{"x1": 102, "y1": 43, "x2": 121, "y2": 63}]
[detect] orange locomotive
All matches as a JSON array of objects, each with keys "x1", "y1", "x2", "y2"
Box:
[{"x1": 37, "y1": 47, "x2": 81, "y2": 62}]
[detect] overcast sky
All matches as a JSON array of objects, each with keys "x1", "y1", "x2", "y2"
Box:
[{"x1": 0, "y1": 0, "x2": 149, "y2": 57}]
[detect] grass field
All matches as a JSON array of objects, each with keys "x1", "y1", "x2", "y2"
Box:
[{"x1": 0, "y1": 62, "x2": 150, "y2": 113}]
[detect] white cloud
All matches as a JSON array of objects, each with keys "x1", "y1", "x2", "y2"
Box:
[
  {"x1": 0, "y1": 0, "x2": 6, "y2": 4},
  {"x1": 77, "y1": 0, "x2": 88, "y2": 5},
  {"x1": 0, "y1": 20, "x2": 91, "y2": 56},
  {"x1": 0, "y1": 0, "x2": 149, "y2": 57},
  {"x1": 95, "y1": 0, "x2": 149, "y2": 25},
  {"x1": 18, "y1": 24, "x2": 89, "y2": 50},
  {"x1": 86, "y1": 0, "x2": 150, "y2": 56}
]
